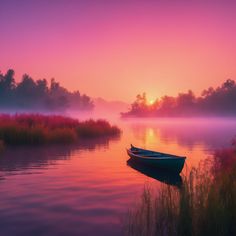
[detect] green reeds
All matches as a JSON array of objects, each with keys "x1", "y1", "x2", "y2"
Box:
[
  {"x1": 0, "y1": 114, "x2": 121, "y2": 145},
  {"x1": 125, "y1": 147, "x2": 236, "y2": 236}
]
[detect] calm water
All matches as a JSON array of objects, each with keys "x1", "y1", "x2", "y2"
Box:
[{"x1": 0, "y1": 118, "x2": 236, "y2": 236}]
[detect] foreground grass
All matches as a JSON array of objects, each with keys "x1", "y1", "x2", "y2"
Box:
[
  {"x1": 0, "y1": 114, "x2": 121, "y2": 145},
  {"x1": 125, "y1": 145, "x2": 236, "y2": 236},
  {"x1": 0, "y1": 140, "x2": 4, "y2": 152}
]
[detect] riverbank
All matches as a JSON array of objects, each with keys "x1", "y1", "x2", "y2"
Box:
[
  {"x1": 126, "y1": 144, "x2": 236, "y2": 236},
  {"x1": 0, "y1": 114, "x2": 121, "y2": 146}
]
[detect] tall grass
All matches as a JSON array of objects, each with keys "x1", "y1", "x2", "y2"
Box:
[
  {"x1": 76, "y1": 119, "x2": 120, "y2": 137},
  {"x1": 125, "y1": 145, "x2": 236, "y2": 236},
  {"x1": 0, "y1": 114, "x2": 121, "y2": 145},
  {"x1": 0, "y1": 140, "x2": 4, "y2": 152}
]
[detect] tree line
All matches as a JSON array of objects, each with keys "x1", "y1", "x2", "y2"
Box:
[
  {"x1": 0, "y1": 69, "x2": 94, "y2": 111},
  {"x1": 121, "y1": 79, "x2": 236, "y2": 117}
]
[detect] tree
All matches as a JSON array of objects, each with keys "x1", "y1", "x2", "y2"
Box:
[
  {"x1": 0, "y1": 68, "x2": 94, "y2": 111},
  {"x1": 222, "y1": 79, "x2": 235, "y2": 90},
  {"x1": 4, "y1": 69, "x2": 16, "y2": 91}
]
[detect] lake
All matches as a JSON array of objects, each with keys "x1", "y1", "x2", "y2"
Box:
[{"x1": 0, "y1": 118, "x2": 236, "y2": 236}]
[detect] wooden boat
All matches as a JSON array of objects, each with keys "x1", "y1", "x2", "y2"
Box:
[{"x1": 127, "y1": 145, "x2": 186, "y2": 173}]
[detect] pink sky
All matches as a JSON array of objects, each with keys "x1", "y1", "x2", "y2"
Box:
[{"x1": 1, "y1": 0, "x2": 236, "y2": 102}]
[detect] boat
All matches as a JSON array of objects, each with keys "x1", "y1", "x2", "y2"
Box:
[{"x1": 127, "y1": 144, "x2": 186, "y2": 173}]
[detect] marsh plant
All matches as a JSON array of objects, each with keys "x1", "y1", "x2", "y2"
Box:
[
  {"x1": 0, "y1": 114, "x2": 121, "y2": 145},
  {"x1": 0, "y1": 140, "x2": 4, "y2": 152},
  {"x1": 125, "y1": 144, "x2": 236, "y2": 236}
]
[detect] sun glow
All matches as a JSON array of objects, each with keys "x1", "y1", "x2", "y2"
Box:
[{"x1": 148, "y1": 99, "x2": 155, "y2": 105}]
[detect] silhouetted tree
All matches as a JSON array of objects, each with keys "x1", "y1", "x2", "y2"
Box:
[
  {"x1": 0, "y1": 69, "x2": 16, "y2": 107},
  {"x1": 122, "y1": 79, "x2": 236, "y2": 117},
  {"x1": 0, "y1": 69, "x2": 94, "y2": 111},
  {"x1": 3, "y1": 69, "x2": 15, "y2": 91}
]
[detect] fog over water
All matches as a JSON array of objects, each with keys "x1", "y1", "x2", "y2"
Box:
[{"x1": 0, "y1": 111, "x2": 236, "y2": 235}]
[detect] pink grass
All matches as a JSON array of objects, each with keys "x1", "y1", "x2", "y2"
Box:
[{"x1": 0, "y1": 114, "x2": 121, "y2": 145}]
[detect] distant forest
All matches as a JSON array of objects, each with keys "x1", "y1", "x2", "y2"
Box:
[
  {"x1": 121, "y1": 79, "x2": 236, "y2": 117},
  {"x1": 0, "y1": 69, "x2": 94, "y2": 111}
]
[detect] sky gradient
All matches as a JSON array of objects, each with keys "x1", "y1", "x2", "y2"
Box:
[{"x1": 1, "y1": 0, "x2": 236, "y2": 102}]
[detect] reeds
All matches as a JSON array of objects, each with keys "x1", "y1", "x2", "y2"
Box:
[
  {"x1": 125, "y1": 146, "x2": 236, "y2": 236},
  {"x1": 0, "y1": 114, "x2": 121, "y2": 145},
  {"x1": 76, "y1": 119, "x2": 120, "y2": 138},
  {"x1": 0, "y1": 140, "x2": 4, "y2": 152}
]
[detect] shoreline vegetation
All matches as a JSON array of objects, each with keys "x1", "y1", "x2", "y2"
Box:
[
  {"x1": 0, "y1": 114, "x2": 121, "y2": 146},
  {"x1": 0, "y1": 69, "x2": 94, "y2": 111},
  {"x1": 0, "y1": 140, "x2": 4, "y2": 152},
  {"x1": 121, "y1": 79, "x2": 236, "y2": 118},
  {"x1": 125, "y1": 142, "x2": 236, "y2": 236}
]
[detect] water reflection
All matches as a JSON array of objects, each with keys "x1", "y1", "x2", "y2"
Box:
[
  {"x1": 0, "y1": 135, "x2": 120, "y2": 174},
  {"x1": 1, "y1": 118, "x2": 235, "y2": 236},
  {"x1": 127, "y1": 158, "x2": 183, "y2": 187},
  {"x1": 130, "y1": 119, "x2": 236, "y2": 150}
]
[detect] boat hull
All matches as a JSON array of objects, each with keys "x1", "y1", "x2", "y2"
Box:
[{"x1": 127, "y1": 149, "x2": 185, "y2": 174}]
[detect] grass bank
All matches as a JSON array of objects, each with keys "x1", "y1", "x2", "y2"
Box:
[
  {"x1": 125, "y1": 144, "x2": 236, "y2": 236},
  {"x1": 0, "y1": 114, "x2": 121, "y2": 145}
]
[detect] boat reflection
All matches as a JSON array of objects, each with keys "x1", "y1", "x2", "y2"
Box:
[{"x1": 127, "y1": 158, "x2": 183, "y2": 187}]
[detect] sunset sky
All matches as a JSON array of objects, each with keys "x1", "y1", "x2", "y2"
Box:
[{"x1": 1, "y1": 0, "x2": 236, "y2": 102}]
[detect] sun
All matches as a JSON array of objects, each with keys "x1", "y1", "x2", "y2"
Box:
[{"x1": 147, "y1": 99, "x2": 155, "y2": 105}]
